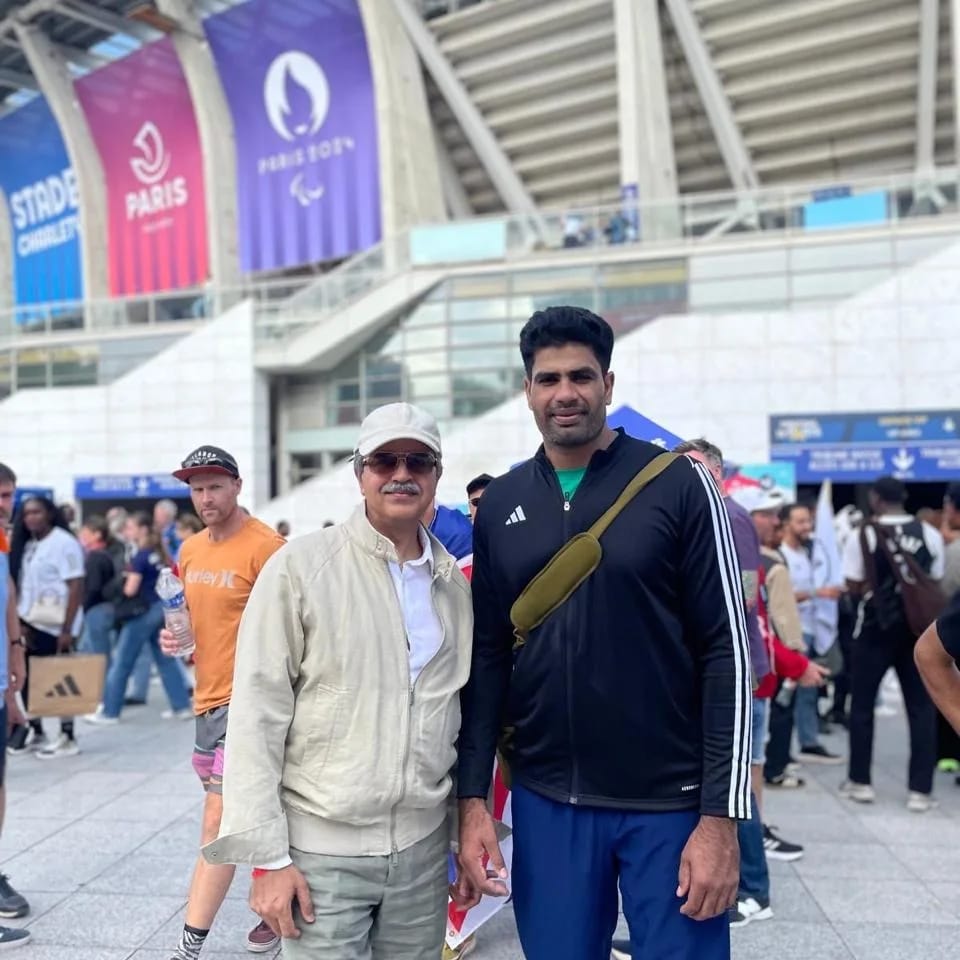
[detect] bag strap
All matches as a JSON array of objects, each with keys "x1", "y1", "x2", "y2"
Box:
[
  {"x1": 586, "y1": 452, "x2": 678, "y2": 541},
  {"x1": 859, "y1": 524, "x2": 879, "y2": 592}
]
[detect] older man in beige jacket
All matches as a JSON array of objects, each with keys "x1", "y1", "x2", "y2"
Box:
[{"x1": 204, "y1": 402, "x2": 473, "y2": 959}]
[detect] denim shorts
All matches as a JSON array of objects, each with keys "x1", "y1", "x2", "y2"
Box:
[{"x1": 751, "y1": 697, "x2": 770, "y2": 766}]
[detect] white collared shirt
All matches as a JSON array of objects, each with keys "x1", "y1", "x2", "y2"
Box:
[{"x1": 387, "y1": 527, "x2": 444, "y2": 685}]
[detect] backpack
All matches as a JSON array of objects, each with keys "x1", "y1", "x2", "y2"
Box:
[{"x1": 861, "y1": 522, "x2": 946, "y2": 638}]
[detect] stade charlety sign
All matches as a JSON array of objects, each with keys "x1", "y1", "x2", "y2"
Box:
[
  {"x1": 0, "y1": 97, "x2": 82, "y2": 311},
  {"x1": 205, "y1": 0, "x2": 381, "y2": 273}
]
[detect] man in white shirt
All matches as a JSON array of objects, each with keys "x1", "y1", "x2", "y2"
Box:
[
  {"x1": 779, "y1": 503, "x2": 844, "y2": 765},
  {"x1": 203, "y1": 403, "x2": 473, "y2": 959},
  {"x1": 841, "y1": 476, "x2": 943, "y2": 812}
]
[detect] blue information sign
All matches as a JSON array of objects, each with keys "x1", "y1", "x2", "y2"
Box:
[
  {"x1": 74, "y1": 474, "x2": 186, "y2": 501},
  {"x1": 770, "y1": 410, "x2": 960, "y2": 482}
]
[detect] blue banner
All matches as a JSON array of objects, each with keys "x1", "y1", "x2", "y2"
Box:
[
  {"x1": 771, "y1": 410, "x2": 960, "y2": 482},
  {"x1": 74, "y1": 474, "x2": 186, "y2": 501},
  {"x1": 0, "y1": 97, "x2": 82, "y2": 311},
  {"x1": 608, "y1": 405, "x2": 684, "y2": 449}
]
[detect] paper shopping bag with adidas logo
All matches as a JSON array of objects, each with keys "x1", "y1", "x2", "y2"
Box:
[{"x1": 27, "y1": 654, "x2": 106, "y2": 719}]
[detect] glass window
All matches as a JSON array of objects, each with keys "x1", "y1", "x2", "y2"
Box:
[
  {"x1": 366, "y1": 376, "x2": 403, "y2": 401},
  {"x1": 0, "y1": 352, "x2": 11, "y2": 400},
  {"x1": 404, "y1": 325, "x2": 447, "y2": 352},
  {"x1": 450, "y1": 297, "x2": 509, "y2": 323},
  {"x1": 50, "y1": 346, "x2": 98, "y2": 386},
  {"x1": 450, "y1": 322, "x2": 509, "y2": 346},
  {"x1": 407, "y1": 374, "x2": 450, "y2": 400},
  {"x1": 450, "y1": 274, "x2": 508, "y2": 297},
  {"x1": 404, "y1": 300, "x2": 447, "y2": 327},
  {"x1": 15, "y1": 349, "x2": 48, "y2": 389},
  {"x1": 512, "y1": 267, "x2": 595, "y2": 295},
  {"x1": 449, "y1": 346, "x2": 513, "y2": 371}
]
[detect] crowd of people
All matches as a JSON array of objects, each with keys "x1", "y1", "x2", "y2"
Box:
[{"x1": 0, "y1": 305, "x2": 958, "y2": 960}]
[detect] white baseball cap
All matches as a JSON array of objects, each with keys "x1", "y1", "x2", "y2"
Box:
[
  {"x1": 731, "y1": 486, "x2": 784, "y2": 514},
  {"x1": 355, "y1": 402, "x2": 442, "y2": 458}
]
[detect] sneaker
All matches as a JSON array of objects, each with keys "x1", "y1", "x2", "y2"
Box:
[
  {"x1": 35, "y1": 734, "x2": 79, "y2": 760},
  {"x1": 610, "y1": 941, "x2": 631, "y2": 960},
  {"x1": 246, "y1": 919, "x2": 279, "y2": 953},
  {"x1": 763, "y1": 824, "x2": 804, "y2": 862},
  {"x1": 937, "y1": 758, "x2": 960, "y2": 774},
  {"x1": 798, "y1": 744, "x2": 844, "y2": 765},
  {"x1": 0, "y1": 925, "x2": 30, "y2": 949},
  {"x1": 907, "y1": 791, "x2": 938, "y2": 813},
  {"x1": 442, "y1": 935, "x2": 477, "y2": 959},
  {"x1": 728, "y1": 897, "x2": 773, "y2": 928},
  {"x1": 765, "y1": 772, "x2": 806, "y2": 789},
  {"x1": 123, "y1": 697, "x2": 147, "y2": 707},
  {"x1": 6, "y1": 727, "x2": 45, "y2": 757},
  {"x1": 785, "y1": 759, "x2": 803, "y2": 775},
  {"x1": 161, "y1": 708, "x2": 193, "y2": 721},
  {"x1": 0, "y1": 876, "x2": 28, "y2": 919},
  {"x1": 840, "y1": 780, "x2": 876, "y2": 803},
  {"x1": 83, "y1": 707, "x2": 119, "y2": 726}
]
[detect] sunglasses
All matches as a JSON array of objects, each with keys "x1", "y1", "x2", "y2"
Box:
[{"x1": 360, "y1": 452, "x2": 439, "y2": 475}]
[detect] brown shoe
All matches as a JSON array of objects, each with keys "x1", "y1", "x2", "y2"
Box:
[{"x1": 246, "y1": 918, "x2": 280, "y2": 953}]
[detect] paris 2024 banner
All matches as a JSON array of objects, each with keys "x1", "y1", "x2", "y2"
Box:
[
  {"x1": 205, "y1": 0, "x2": 382, "y2": 273},
  {"x1": 76, "y1": 38, "x2": 209, "y2": 296}
]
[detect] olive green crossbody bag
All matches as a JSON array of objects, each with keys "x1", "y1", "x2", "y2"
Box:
[{"x1": 509, "y1": 452, "x2": 677, "y2": 648}]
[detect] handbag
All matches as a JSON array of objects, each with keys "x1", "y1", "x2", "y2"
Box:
[
  {"x1": 113, "y1": 594, "x2": 150, "y2": 626},
  {"x1": 509, "y1": 452, "x2": 677, "y2": 647},
  {"x1": 25, "y1": 595, "x2": 67, "y2": 631}
]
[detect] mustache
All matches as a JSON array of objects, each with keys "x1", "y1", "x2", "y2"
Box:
[{"x1": 381, "y1": 481, "x2": 421, "y2": 495}]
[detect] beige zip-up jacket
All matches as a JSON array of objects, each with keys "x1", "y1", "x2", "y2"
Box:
[
  {"x1": 203, "y1": 506, "x2": 473, "y2": 865},
  {"x1": 761, "y1": 546, "x2": 805, "y2": 652}
]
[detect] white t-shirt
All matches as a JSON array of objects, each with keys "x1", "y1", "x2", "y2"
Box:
[
  {"x1": 17, "y1": 527, "x2": 85, "y2": 635},
  {"x1": 842, "y1": 514, "x2": 945, "y2": 583}
]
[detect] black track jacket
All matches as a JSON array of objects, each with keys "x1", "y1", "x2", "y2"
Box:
[{"x1": 457, "y1": 431, "x2": 753, "y2": 819}]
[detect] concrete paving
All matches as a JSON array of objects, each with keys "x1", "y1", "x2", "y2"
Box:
[{"x1": 1, "y1": 692, "x2": 958, "y2": 959}]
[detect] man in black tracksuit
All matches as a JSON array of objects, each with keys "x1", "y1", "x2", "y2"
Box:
[{"x1": 454, "y1": 307, "x2": 753, "y2": 960}]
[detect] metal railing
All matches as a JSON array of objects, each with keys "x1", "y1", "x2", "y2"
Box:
[{"x1": 2, "y1": 166, "x2": 959, "y2": 355}]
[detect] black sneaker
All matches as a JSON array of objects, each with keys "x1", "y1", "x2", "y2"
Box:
[
  {"x1": 5, "y1": 728, "x2": 28, "y2": 757},
  {"x1": 610, "y1": 941, "x2": 631, "y2": 960},
  {"x1": 0, "y1": 877, "x2": 28, "y2": 920},
  {"x1": 763, "y1": 824, "x2": 804, "y2": 862},
  {"x1": 797, "y1": 744, "x2": 844, "y2": 765},
  {"x1": 0, "y1": 925, "x2": 30, "y2": 949}
]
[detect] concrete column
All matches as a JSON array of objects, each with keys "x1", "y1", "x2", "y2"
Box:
[
  {"x1": 13, "y1": 23, "x2": 109, "y2": 304},
  {"x1": 387, "y1": 0, "x2": 536, "y2": 216},
  {"x1": 614, "y1": 0, "x2": 679, "y2": 238},
  {"x1": 156, "y1": 0, "x2": 242, "y2": 307},
  {"x1": 359, "y1": 0, "x2": 446, "y2": 256},
  {"x1": 953, "y1": 0, "x2": 960, "y2": 168}
]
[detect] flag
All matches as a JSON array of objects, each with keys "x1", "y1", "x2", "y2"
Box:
[{"x1": 812, "y1": 480, "x2": 843, "y2": 654}]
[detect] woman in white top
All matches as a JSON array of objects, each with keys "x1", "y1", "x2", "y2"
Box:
[{"x1": 8, "y1": 497, "x2": 84, "y2": 759}]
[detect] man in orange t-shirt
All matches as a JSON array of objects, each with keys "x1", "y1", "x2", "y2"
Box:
[{"x1": 160, "y1": 445, "x2": 284, "y2": 960}]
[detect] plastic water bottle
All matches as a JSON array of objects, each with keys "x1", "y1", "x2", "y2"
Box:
[{"x1": 156, "y1": 568, "x2": 195, "y2": 657}]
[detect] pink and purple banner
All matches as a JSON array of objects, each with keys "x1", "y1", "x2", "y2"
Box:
[
  {"x1": 205, "y1": 0, "x2": 381, "y2": 273},
  {"x1": 76, "y1": 39, "x2": 208, "y2": 295}
]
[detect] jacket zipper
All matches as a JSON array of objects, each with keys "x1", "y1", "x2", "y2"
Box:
[
  {"x1": 556, "y1": 471, "x2": 580, "y2": 804},
  {"x1": 390, "y1": 568, "x2": 449, "y2": 863}
]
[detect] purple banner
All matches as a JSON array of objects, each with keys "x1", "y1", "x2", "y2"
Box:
[{"x1": 205, "y1": 0, "x2": 381, "y2": 273}]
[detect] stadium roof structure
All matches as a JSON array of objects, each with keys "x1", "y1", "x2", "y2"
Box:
[{"x1": 0, "y1": 0, "x2": 239, "y2": 113}]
